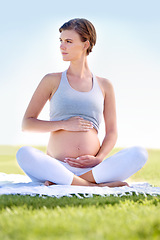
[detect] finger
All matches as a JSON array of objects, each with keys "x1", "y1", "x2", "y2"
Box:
[
  {"x1": 65, "y1": 157, "x2": 86, "y2": 163},
  {"x1": 66, "y1": 159, "x2": 84, "y2": 165},
  {"x1": 64, "y1": 158, "x2": 79, "y2": 164},
  {"x1": 74, "y1": 116, "x2": 89, "y2": 121},
  {"x1": 67, "y1": 161, "x2": 84, "y2": 168},
  {"x1": 65, "y1": 157, "x2": 76, "y2": 161},
  {"x1": 72, "y1": 116, "x2": 82, "y2": 119},
  {"x1": 124, "y1": 182, "x2": 130, "y2": 187},
  {"x1": 65, "y1": 158, "x2": 87, "y2": 167},
  {"x1": 67, "y1": 159, "x2": 89, "y2": 167},
  {"x1": 83, "y1": 125, "x2": 93, "y2": 130},
  {"x1": 81, "y1": 125, "x2": 93, "y2": 132},
  {"x1": 73, "y1": 116, "x2": 86, "y2": 121},
  {"x1": 65, "y1": 157, "x2": 90, "y2": 166},
  {"x1": 81, "y1": 125, "x2": 93, "y2": 130},
  {"x1": 80, "y1": 120, "x2": 93, "y2": 126}
]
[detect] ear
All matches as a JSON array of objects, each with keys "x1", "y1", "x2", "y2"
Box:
[{"x1": 84, "y1": 40, "x2": 90, "y2": 50}]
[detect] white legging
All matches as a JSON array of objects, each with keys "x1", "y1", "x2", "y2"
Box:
[{"x1": 16, "y1": 146, "x2": 148, "y2": 185}]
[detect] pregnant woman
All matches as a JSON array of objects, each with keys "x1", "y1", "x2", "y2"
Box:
[{"x1": 16, "y1": 18, "x2": 148, "y2": 187}]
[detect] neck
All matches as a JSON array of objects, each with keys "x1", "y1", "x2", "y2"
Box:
[{"x1": 67, "y1": 56, "x2": 91, "y2": 78}]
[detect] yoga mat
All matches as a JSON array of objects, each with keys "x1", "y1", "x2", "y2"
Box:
[{"x1": 0, "y1": 173, "x2": 160, "y2": 198}]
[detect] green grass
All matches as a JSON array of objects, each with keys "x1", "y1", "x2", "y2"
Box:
[
  {"x1": 0, "y1": 145, "x2": 160, "y2": 240},
  {"x1": 0, "y1": 200, "x2": 160, "y2": 240}
]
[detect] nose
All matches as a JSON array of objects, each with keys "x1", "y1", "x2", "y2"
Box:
[{"x1": 60, "y1": 42, "x2": 66, "y2": 50}]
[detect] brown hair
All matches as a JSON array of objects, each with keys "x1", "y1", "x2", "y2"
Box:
[{"x1": 59, "y1": 18, "x2": 97, "y2": 55}]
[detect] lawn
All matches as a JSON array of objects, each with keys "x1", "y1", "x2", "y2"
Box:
[{"x1": 0, "y1": 145, "x2": 160, "y2": 240}]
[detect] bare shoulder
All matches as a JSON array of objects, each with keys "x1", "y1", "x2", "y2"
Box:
[
  {"x1": 39, "y1": 72, "x2": 62, "y2": 96},
  {"x1": 41, "y1": 72, "x2": 62, "y2": 86},
  {"x1": 96, "y1": 76, "x2": 114, "y2": 97}
]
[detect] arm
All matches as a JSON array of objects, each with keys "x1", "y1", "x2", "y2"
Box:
[
  {"x1": 22, "y1": 73, "x2": 93, "y2": 133},
  {"x1": 22, "y1": 73, "x2": 61, "y2": 132},
  {"x1": 96, "y1": 79, "x2": 118, "y2": 161}
]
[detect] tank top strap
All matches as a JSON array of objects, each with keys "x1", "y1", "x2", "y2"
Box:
[
  {"x1": 55, "y1": 70, "x2": 68, "y2": 92},
  {"x1": 61, "y1": 70, "x2": 67, "y2": 84},
  {"x1": 62, "y1": 69, "x2": 96, "y2": 93},
  {"x1": 92, "y1": 73, "x2": 102, "y2": 94}
]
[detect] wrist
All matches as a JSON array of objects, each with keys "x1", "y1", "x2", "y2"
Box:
[
  {"x1": 95, "y1": 153, "x2": 105, "y2": 163},
  {"x1": 50, "y1": 120, "x2": 66, "y2": 132},
  {"x1": 95, "y1": 156, "x2": 103, "y2": 164},
  {"x1": 57, "y1": 120, "x2": 68, "y2": 131}
]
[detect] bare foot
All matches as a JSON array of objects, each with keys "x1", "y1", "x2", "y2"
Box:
[
  {"x1": 44, "y1": 180, "x2": 129, "y2": 188},
  {"x1": 44, "y1": 180, "x2": 55, "y2": 186},
  {"x1": 98, "y1": 181, "x2": 129, "y2": 188}
]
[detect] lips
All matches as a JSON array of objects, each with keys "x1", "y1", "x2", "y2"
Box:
[{"x1": 61, "y1": 52, "x2": 68, "y2": 55}]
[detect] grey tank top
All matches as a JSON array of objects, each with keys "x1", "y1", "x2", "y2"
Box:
[{"x1": 50, "y1": 70, "x2": 104, "y2": 131}]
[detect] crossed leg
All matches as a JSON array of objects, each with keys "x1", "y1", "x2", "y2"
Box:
[
  {"x1": 17, "y1": 146, "x2": 148, "y2": 188},
  {"x1": 45, "y1": 174, "x2": 128, "y2": 187}
]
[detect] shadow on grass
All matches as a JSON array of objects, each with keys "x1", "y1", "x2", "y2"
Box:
[{"x1": 0, "y1": 194, "x2": 160, "y2": 210}]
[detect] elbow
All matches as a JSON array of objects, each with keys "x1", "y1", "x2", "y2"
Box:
[
  {"x1": 21, "y1": 121, "x2": 27, "y2": 132},
  {"x1": 21, "y1": 118, "x2": 32, "y2": 132},
  {"x1": 22, "y1": 126, "x2": 27, "y2": 132}
]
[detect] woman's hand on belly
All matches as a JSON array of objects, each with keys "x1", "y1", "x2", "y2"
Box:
[
  {"x1": 62, "y1": 117, "x2": 93, "y2": 132},
  {"x1": 64, "y1": 155, "x2": 101, "y2": 168}
]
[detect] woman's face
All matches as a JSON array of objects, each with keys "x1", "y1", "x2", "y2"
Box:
[{"x1": 59, "y1": 30, "x2": 86, "y2": 61}]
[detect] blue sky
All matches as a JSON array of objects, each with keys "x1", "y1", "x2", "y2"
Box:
[{"x1": 0, "y1": 0, "x2": 160, "y2": 148}]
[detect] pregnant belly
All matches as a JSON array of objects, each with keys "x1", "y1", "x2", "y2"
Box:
[{"x1": 47, "y1": 129, "x2": 100, "y2": 161}]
